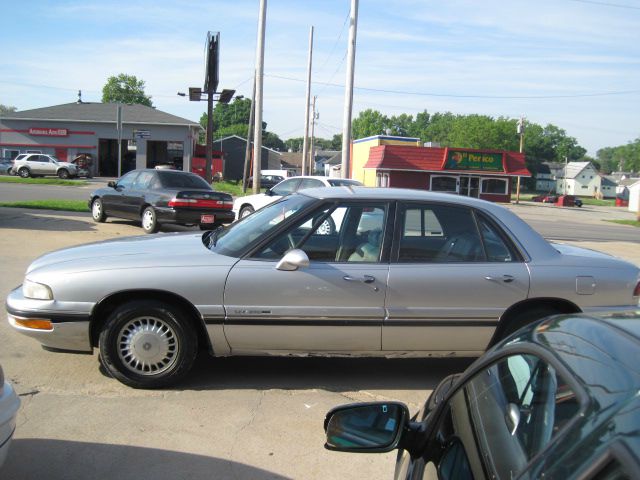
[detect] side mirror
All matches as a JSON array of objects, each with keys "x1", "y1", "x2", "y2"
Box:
[
  {"x1": 265, "y1": 188, "x2": 273, "y2": 196},
  {"x1": 424, "y1": 373, "x2": 461, "y2": 419},
  {"x1": 324, "y1": 402, "x2": 409, "y2": 453},
  {"x1": 275, "y1": 249, "x2": 309, "y2": 271},
  {"x1": 108, "y1": 181, "x2": 117, "y2": 188}
]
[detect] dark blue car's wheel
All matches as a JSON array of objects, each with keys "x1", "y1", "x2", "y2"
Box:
[{"x1": 91, "y1": 198, "x2": 106, "y2": 222}]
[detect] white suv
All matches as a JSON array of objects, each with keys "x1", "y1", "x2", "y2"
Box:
[
  {"x1": 232, "y1": 175, "x2": 363, "y2": 219},
  {"x1": 12, "y1": 153, "x2": 79, "y2": 179}
]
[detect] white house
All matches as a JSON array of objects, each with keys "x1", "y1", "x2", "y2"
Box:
[
  {"x1": 629, "y1": 180, "x2": 640, "y2": 213},
  {"x1": 556, "y1": 162, "x2": 602, "y2": 197}
]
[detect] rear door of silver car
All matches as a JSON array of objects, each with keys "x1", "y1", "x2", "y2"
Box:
[
  {"x1": 223, "y1": 202, "x2": 391, "y2": 353},
  {"x1": 383, "y1": 202, "x2": 530, "y2": 353}
]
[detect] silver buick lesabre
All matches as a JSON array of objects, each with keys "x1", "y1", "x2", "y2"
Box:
[{"x1": 6, "y1": 187, "x2": 640, "y2": 388}]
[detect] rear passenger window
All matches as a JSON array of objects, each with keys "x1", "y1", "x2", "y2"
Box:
[
  {"x1": 397, "y1": 204, "x2": 484, "y2": 263},
  {"x1": 477, "y1": 215, "x2": 516, "y2": 262}
]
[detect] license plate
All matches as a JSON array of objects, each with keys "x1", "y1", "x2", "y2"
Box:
[{"x1": 201, "y1": 214, "x2": 215, "y2": 224}]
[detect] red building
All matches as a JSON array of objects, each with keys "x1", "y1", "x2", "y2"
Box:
[{"x1": 355, "y1": 137, "x2": 530, "y2": 202}]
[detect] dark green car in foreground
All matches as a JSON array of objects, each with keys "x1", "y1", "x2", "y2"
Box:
[{"x1": 325, "y1": 312, "x2": 640, "y2": 479}]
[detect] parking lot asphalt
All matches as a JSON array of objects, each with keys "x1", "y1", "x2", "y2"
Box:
[
  {"x1": 0, "y1": 207, "x2": 472, "y2": 479},
  {"x1": 0, "y1": 202, "x2": 638, "y2": 479}
]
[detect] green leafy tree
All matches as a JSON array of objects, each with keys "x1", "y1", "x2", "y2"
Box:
[
  {"x1": 285, "y1": 137, "x2": 304, "y2": 152},
  {"x1": 102, "y1": 74, "x2": 153, "y2": 106},
  {"x1": 0, "y1": 104, "x2": 17, "y2": 116},
  {"x1": 597, "y1": 138, "x2": 640, "y2": 173},
  {"x1": 330, "y1": 133, "x2": 343, "y2": 150},
  {"x1": 351, "y1": 109, "x2": 391, "y2": 139}
]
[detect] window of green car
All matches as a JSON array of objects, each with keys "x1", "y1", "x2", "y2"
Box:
[{"x1": 418, "y1": 353, "x2": 581, "y2": 480}]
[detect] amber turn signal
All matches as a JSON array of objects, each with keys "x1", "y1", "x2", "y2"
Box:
[{"x1": 11, "y1": 316, "x2": 53, "y2": 331}]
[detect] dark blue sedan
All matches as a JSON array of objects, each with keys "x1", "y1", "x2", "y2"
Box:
[
  {"x1": 89, "y1": 169, "x2": 234, "y2": 233},
  {"x1": 325, "y1": 311, "x2": 640, "y2": 479}
]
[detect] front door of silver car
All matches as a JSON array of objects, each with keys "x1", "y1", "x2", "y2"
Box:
[
  {"x1": 223, "y1": 202, "x2": 390, "y2": 353},
  {"x1": 383, "y1": 202, "x2": 530, "y2": 353}
]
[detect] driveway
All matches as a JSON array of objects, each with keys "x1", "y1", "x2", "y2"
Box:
[{"x1": 0, "y1": 207, "x2": 469, "y2": 479}]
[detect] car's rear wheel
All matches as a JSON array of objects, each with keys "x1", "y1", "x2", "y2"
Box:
[
  {"x1": 489, "y1": 306, "x2": 559, "y2": 348},
  {"x1": 18, "y1": 167, "x2": 30, "y2": 178},
  {"x1": 58, "y1": 169, "x2": 69, "y2": 179},
  {"x1": 98, "y1": 300, "x2": 198, "y2": 388},
  {"x1": 91, "y1": 198, "x2": 107, "y2": 222},
  {"x1": 239, "y1": 205, "x2": 255, "y2": 218},
  {"x1": 141, "y1": 206, "x2": 159, "y2": 234}
]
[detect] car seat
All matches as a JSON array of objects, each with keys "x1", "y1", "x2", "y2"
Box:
[{"x1": 348, "y1": 229, "x2": 383, "y2": 262}]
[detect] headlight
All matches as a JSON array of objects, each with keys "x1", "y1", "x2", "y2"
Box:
[{"x1": 23, "y1": 279, "x2": 53, "y2": 300}]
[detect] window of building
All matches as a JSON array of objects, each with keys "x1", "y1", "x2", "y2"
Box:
[
  {"x1": 376, "y1": 172, "x2": 389, "y2": 188},
  {"x1": 582, "y1": 185, "x2": 588, "y2": 189},
  {"x1": 3, "y1": 149, "x2": 20, "y2": 160},
  {"x1": 430, "y1": 176, "x2": 457, "y2": 192},
  {"x1": 481, "y1": 178, "x2": 508, "y2": 195}
]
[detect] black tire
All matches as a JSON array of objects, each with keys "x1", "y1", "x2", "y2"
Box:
[
  {"x1": 58, "y1": 169, "x2": 69, "y2": 179},
  {"x1": 18, "y1": 167, "x2": 30, "y2": 178},
  {"x1": 98, "y1": 300, "x2": 198, "y2": 388},
  {"x1": 489, "y1": 306, "x2": 559, "y2": 348},
  {"x1": 91, "y1": 198, "x2": 107, "y2": 223},
  {"x1": 141, "y1": 206, "x2": 159, "y2": 234},
  {"x1": 239, "y1": 205, "x2": 255, "y2": 219}
]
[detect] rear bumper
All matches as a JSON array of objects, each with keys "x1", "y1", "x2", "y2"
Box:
[{"x1": 155, "y1": 207, "x2": 235, "y2": 225}]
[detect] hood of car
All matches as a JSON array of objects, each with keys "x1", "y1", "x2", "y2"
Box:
[
  {"x1": 58, "y1": 162, "x2": 77, "y2": 168},
  {"x1": 26, "y1": 232, "x2": 236, "y2": 276}
]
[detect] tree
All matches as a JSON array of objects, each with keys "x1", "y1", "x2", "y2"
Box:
[
  {"x1": 351, "y1": 109, "x2": 391, "y2": 139},
  {"x1": 0, "y1": 104, "x2": 17, "y2": 116},
  {"x1": 597, "y1": 138, "x2": 640, "y2": 173},
  {"x1": 102, "y1": 74, "x2": 153, "y2": 106}
]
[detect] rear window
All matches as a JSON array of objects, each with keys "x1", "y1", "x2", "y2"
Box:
[{"x1": 158, "y1": 172, "x2": 212, "y2": 189}]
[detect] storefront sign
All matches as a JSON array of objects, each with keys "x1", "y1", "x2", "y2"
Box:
[
  {"x1": 445, "y1": 150, "x2": 504, "y2": 172},
  {"x1": 134, "y1": 130, "x2": 151, "y2": 139},
  {"x1": 28, "y1": 127, "x2": 69, "y2": 137}
]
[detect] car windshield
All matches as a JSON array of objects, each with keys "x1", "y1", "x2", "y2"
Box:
[
  {"x1": 206, "y1": 194, "x2": 315, "y2": 257},
  {"x1": 327, "y1": 179, "x2": 362, "y2": 187},
  {"x1": 158, "y1": 171, "x2": 212, "y2": 189}
]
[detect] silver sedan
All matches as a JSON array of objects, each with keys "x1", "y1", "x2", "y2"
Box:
[{"x1": 6, "y1": 187, "x2": 640, "y2": 388}]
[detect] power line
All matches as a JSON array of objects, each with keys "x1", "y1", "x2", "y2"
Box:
[
  {"x1": 567, "y1": 0, "x2": 640, "y2": 10},
  {"x1": 264, "y1": 73, "x2": 640, "y2": 100},
  {"x1": 315, "y1": 10, "x2": 350, "y2": 75}
]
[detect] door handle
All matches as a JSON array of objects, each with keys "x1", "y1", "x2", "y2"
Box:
[
  {"x1": 343, "y1": 275, "x2": 376, "y2": 284},
  {"x1": 485, "y1": 275, "x2": 515, "y2": 283}
]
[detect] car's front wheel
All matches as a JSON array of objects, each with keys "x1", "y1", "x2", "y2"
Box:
[
  {"x1": 141, "y1": 206, "x2": 159, "y2": 233},
  {"x1": 239, "y1": 205, "x2": 255, "y2": 218},
  {"x1": 98, "y1": 300, "x2": 198, "y2": 388},
  {"x1": 57, "y1": 169, "x2": 69, "y2": 179},
  {"x1": 91, "y1": 198, "x2": 107, "y2": 222}
]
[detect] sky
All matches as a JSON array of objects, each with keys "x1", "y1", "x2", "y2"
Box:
[{"x1": 1, "y1": 0, "x2": 639, "y2": 156}]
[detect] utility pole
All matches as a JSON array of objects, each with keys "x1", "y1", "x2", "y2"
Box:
[
  {"x1": 516, "y1": 116, "x2": 525, "y2": 204},
  {"x1": 340, "y1": 0, "x2": 358, "y2": 179},
  {"x1": 243, "y1": 76, "x2": 256, "y2": 193},
  {"x1": 309, "y1": 96, "x2": 317, "y2": 175},
  {"x1": 252, "y1": 0, "x2": 267, "y2": 194},
  {"x1": 564, "y1": 156, "x2": 568, "y2": 195},
  {"x1": 302, "y1": 26, "x2": 314, "y2": 177},
  {"x1": 116, "y1": 104, "x2": 123, "y2": 176}
]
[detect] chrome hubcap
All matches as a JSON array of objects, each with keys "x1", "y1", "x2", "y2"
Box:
[
  {"x1": 142, "y1": 210, "x2": 154, "y2": 229},
  {"x1": 117, "y1": 316, "x2": 178, "y2": 375},
  {"x1": 92, "y1": 201, "x2": 101, "y2": 218},
  {"x1": 240, "y1": 209, "x2": 252, "y2": 218},
  {"x1": 316, "y1": 219, "x2": 332, "y2": 235}
]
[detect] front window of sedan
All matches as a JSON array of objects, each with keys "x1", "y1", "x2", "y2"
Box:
[
  {"x1": 117, "y1": 171, "x2": 139, "y2": 189},
  {"x1": 252, "y1": 203, "x2": 387, "y2": 263},
  {"x1": 208, "y1": 194, "x2": 315, "y2": 257},
  {"x1": 270, "y1": 178, "x2": 301, "y2": 196}
]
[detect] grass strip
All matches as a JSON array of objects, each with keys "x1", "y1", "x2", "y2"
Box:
[
  {"x1": 0, "y1": 176, "x2": 88, "y2": 186},
  {"x1": 605, "y1": 219, "x2": 640, "y2": 228},
  {"x1": 0, "y1": 199, "x2": 89, "y2": 212}
]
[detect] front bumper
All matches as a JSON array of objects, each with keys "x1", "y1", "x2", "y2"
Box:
[
  {"x1": 0, "y1": 381, "x2": 20, "y2": 468},
  {"x1": 5, "y1": 287, "x2": 92, "y2": 353},
  {"x1": 155, "y1": 207, "x2": 235, "y2": 226}
]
